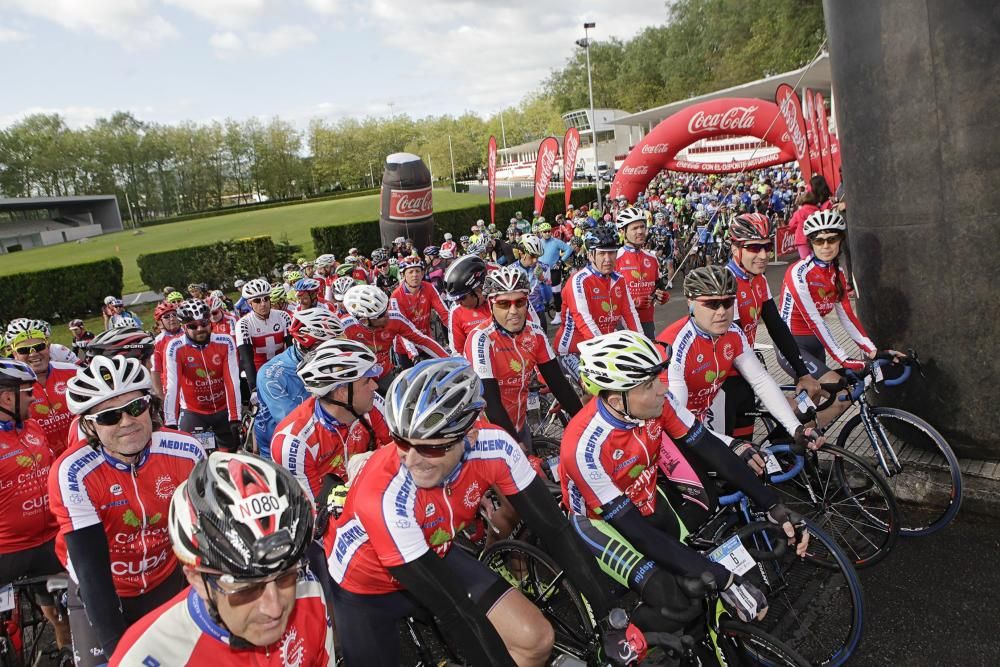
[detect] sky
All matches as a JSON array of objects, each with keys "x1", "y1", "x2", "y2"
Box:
[{"x1": 0, "y1": 0, "x2": 668, "y2": 129}]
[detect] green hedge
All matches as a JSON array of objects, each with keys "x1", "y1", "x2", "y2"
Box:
[
  {"x1": 0, "y1": 257, "x2": 124, "y2": 322},
  {"x1": 136, "y1": 236, "x2": 278, "y2": 291},
  {"x1": 311, "y1": 187, "x2": 598, "y2": 256},
  {"x1": 138, "y1": 188, "x2": 380, "y2": 228}
]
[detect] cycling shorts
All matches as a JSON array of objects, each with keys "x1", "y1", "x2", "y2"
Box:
[
  {"x1": 776, "y1": 335, "x2": 833, "y2": 378},
  {"x1": 0, "y1": 539, "x2": 64, "y2": 606},
  {"x1": 178, "y1": 410, "x2": 237, "y2": 452}
]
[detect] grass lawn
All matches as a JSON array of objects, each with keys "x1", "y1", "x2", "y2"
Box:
[{"x1": 0, "y1": 189, "x2": 487, "y2": 293}]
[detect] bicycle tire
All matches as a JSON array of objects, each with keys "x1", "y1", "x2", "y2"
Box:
[
  {"x1": 835, "y1": 406, "x2": 961, "y2": 536},
  {"x1": 0, "y1": 635, "x2": 15, "y2": 667},
  {"x1": 479, "y1": 539, "x2": 598, "y2": 663},
  {"x1": 771, "y1": 444, "x2": 900, "y2": 569},
  {"x1": 729, "y1": 517, "x2": 864, "y2": 666},
  {"x1": 717, "y1": 618, "x2": 811, "y2": 667}
]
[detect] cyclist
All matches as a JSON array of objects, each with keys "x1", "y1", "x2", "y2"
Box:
[
  {"x1": 270, "y1": 284, "x2": 293, "y2": 313},
  {"x1": 254, "y1": 307, "x2": 344, "y2": 458},
  {"x1": 538, "y1": 223, "x2": 572, "y2": 327},
  {"x1": 444, "y1": 255, "x2": 492, "y2": 354},
  {"x1": 110, "y1": 453, "x2": 333, "y2": 666},
  {"x1": 328, "y1": 275, "x2": 356, "y2": 319},
  {"x1": 325, "y1": 358, "x2": 645, "y2": 667},
  {"x1": 465, "y1": 266, "x2": 582, "y2": 445},
  {"x1": 50, "y1": 356, "x2": 205, "y2": 664},
  {"x1": 0, "y1": 360, "x2": 72, "y2": 661},
  {"x1": 658, "y1": 267, "x2": 824, "y2": 466},
  {"x1": 151, "y1": 302, "x2": 183, "y2": 397},
  {"x1": 390, "y1": 255, "x2": 449, "y2": 364},
  {"x1": 203, "y1": 294, "x2": 235, "y2": 337},
  {"x1": 555, "y1": 225, "x2": 641, "y2": 356},
  {"x1": 340, "y1": 285, "x2": 447, "y2": 393},
  {"x1": 271, "y1": 338, "x2": 391, "y2": 501},
  {"x1": 371, "y1": 249, "x2": 398, "y2": 296},
  {"x1": 164, "y1": 300, "x2": 242, "y2": 451},
  {"x1": 5, "y1": 318, "x2": 79, "y2": 364},
  {"x1": 615, "y1": 207, "x2": 669, "y2": 339},
  {"x1": 68, "y1": 318, "x2": 96, "y2": 358},
  {"x1": 236, "y1": 279, "x2": 293, "y2": 394},
  {"x1": 7, "y1": 321, "x2": 79, "y2": 454},
  {"x1": 560, "y1": 331, "x2": 807, "y2": 639},
  {"x1": 290, "y1": 277, "x2": 327, "y2": 314},
  {"x1": 513, "y1": 233, "x2": 553, "y2": 329},
  {"x1": 315, "y1": 253, "x2": 337, "y2": 297}
]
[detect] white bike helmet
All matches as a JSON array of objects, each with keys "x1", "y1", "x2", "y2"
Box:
[
  {"x1": 519, "y1": 234, "x2": 544, "y2": 257},
  {"x1": 343, "y1": 285, "x2": 388, "y2": 319},
  {"x1": 241, "y1": 278, "x2": 271, "y2": 300},
  {"x1": 315, "y1": 254, "x2": 336, "y2": 268},
  {"x1": 802, "y1": 210, "x2": 847, "y2": 237},
  {"x1": 483, "y1": 265, "x2": 530, "y2": 297},
  {"x1": 109, "y1": 313, "x2": 142, "y2": 329},
  {"x1": 578, "y1": 331, "x2": 669, "y2": 396},
  {"x1": 439, "y1": 248, "x2": 454, "y2": 259},
  {"x1": 332, "y1": 276, "x2": 355, "y2": 302},
  {"x1": 297, "y1": 339, "x2": 381, "y2": 396},
  {"x1": 615, "y1": 207, "x2": 646, "y2": 231},
  {"x1": 384, "y1": 358, "x2": 485, "y2": 441},
  {"x1": 66, "y1": 356, "x2": 152, "y2": 415}
]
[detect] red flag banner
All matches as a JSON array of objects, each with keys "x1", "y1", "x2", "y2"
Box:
[
  {"x1": 814, "y1": 92, "x2": 835, "y2": 189},
  {"x1": 829, "y1": 134, "x2": 842, "y2": 193},
  {"x1": 533, "y1": 137, "x2": 559, "y2": 217},
  {"x1": 774, "y1": 84, "x2": 813, "y2": 184},
  {"x1": 487, "y1": 135, "x2": 497, "y2": 227},
  {"x1": 802, "y1": 89, "x2": 824, "y2": 183},
  {"x1": 563, "y1": 128, "x2": 580, "y2": 213}
]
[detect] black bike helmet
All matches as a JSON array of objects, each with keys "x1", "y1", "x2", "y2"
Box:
[{"x1": 443, "y1": 255, "x2": 488, "y2": 299}]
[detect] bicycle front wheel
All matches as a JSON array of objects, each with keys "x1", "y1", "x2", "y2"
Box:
[
  {"x1": 835, "y1": 406, "x2": 962, "y2": 536},
  {"x1": 717, "y1": 618, "x2": 810, "y2": 667}
]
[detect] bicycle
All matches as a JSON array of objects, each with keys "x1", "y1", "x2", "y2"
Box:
[{"x1": 0, "y1": 575, "x2": 70, "y2": 667}]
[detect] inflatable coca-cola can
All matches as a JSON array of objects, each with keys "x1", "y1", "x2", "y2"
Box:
[{"x1": 379, "y1": 153, "x2": 434, "y2": 250}]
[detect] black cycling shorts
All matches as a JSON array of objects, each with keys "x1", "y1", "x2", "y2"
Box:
[
  {"x1": 0, "y1": 539, "x2": 65, "y2": 606},
  {"x1": 775, "y1": 335, "x2": 833, "y2": 378}
]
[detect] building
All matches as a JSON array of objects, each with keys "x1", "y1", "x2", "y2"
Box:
[{"x1": 0, "y1": 195, "x2": 123, "y2": 253}]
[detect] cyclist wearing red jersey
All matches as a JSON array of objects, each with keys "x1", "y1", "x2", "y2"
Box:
[
  {"x1": 236, "y1": 279, "x2": 293, "y2": 393},
  {"x1": 271, "y1": 339, "x2": 391, "y2": 501},
  {"x1": 556, "y1": 225, "x2": 642, "y2": 356},
  {"x1": 464, "y1": 266, "x2": 582, "y2": 445},
  {"x1": 325, "y1": 358, "x2": 645, "y2": 667},
  {"x1": 340, "y1": 285, "x2": 447, "y2": 394},
  {"x1": 291, "y1": 277, "x2": 328, "y2": 313},
  {"x1": 165, "y1": 300, "x2": 242, "y2": 451},
  {"x1": 50, "y1": 356, "x2": 205, "y2": 665},
  {"x1": 315, "y1": 253, "x2": 338, "y2": 301},
  {"x1": 206, "y1": 294, "x2": 237, "y2": 338},
  {"x1": 657, "y1": 267, "x2": 824, "y2": 473},
  {"x1": 151, "y1": 302, "x2": 183, "y2": 398},
  {"x1": 8, "y1": 322, "x2": 78, "y2": 454},
  {"x1": 328, "y1": 276, "x2": 356, "y2": 319},
  {"x1": 0, "y1": 360, "x2": 72, "y2": 662},
  {"x1": 390, "y1": 255, "x2": 449, "y2": 364},
  {"x1": 615, "y1": 207, "x2": 669, "y2": 339},
  {"x1": 444, "y1": 255, "x2": 492, "y2": 354},
  {"x1": 111, "y1": 452, "x2": 333, "y2": 666}
]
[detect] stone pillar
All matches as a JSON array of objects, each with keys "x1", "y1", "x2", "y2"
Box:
[{"x1": 823, "y1": 0, "x2": 1000, "y2": 458}]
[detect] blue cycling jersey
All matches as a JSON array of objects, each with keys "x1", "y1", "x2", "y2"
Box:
[
  {"x1": 253, "y1": 346, "x2": 308, "y2": 457},
  {"x1": 539, "y1": 236, "x2": 572, "y2": 267},
  {"x1": 697, "y1": 225, "x2": 712, "y2": 244},
  {"x1": 233, "y1": 297, "x2": 251, "y2": 317}
]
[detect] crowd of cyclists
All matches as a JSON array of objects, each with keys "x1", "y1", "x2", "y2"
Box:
[{"x1": 0, "y1": 164, "x2": 917, "y2": 666}]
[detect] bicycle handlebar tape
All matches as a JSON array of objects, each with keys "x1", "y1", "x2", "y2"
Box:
[
  {"x1": 379, "y1": 153, "x2": 435, "y2": 251},
  {"x1": 824, "y1": 0, "x2": 1000, "y2": 457}
]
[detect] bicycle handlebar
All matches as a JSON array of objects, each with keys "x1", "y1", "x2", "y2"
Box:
[{"x1": 717, "y1": 444, "x2": 803, "y2": 506}]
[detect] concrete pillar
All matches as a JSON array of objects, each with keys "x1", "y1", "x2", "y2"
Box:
[{"x1": 823, "y1": 0, "x2": 1000, "y2": 458}]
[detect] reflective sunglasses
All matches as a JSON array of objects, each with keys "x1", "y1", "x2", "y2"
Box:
[
  {"x1": 394, "y1": 436, "x2": 464, "y2": 459},
  {"x1": 251, "y1": 296, "x2": 271, "y2": 304},
  {"x1": 13, "y1": 342, "x2": 47, "y2": 356},
  {"x1": 185, "y1": 319, "x2": 211, "y2": 330},
  {"x1": 696, "y1": 297, "x2": 736, "y2": 311},
  {"x1": 205, "y1": 565, "x2": 301, "y2": 606},
  {"x1": 740, "y1": 243, "x2": 771, "y2": 254},
  {"x1": 492, "y1": 296, "x2": 528, "y2": 310},
  {"x1": 810, "y1": 234, "x2": 842, "y2": 247},
  {"x1": 85, "y1": 395, "x2": 152, "y2": 426}
]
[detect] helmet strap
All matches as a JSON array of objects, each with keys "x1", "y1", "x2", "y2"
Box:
[
  {"x1": 201, "y1": 575, "x2": 257, "y2": 650},
  {"x1": 0, "y1": 390, "x2": 23, "y2": 428}
]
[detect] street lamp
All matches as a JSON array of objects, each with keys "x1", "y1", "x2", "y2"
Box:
[{"x1": 576, "y1": 21, "x2": 602, "y2": 210}]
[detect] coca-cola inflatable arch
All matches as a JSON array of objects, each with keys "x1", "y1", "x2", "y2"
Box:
[{"x1": 610, "y1": 97, "x2": 804, "y2": 202}]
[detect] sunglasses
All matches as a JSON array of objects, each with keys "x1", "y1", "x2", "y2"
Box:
[
  {"x1": 810, "y1": 234, "x2": 842, "y2": 247},
  {"x1": 13, "y1": 342, "x2": 48, "y2": 356},
  {"x1": 696, "y1": 297, "x2": 736, "y2": 311},
  {"x1": 394, "y1": 436, "x2": 464, "y2": 458},
  {"x1": 251, "y1": 297, "x2": 271, "y2": 304},
  {"x1": 85, "y1": 395, "x2": 152, "y2": 426},
  {"x1": 740, "y1": 243, "x2": 771, "y2": 254},
  {"x1": 185, "y1": 319, "x2": 211, "y2": 330},
  {"x1": 492, "y1": 296, "x2": 528, "y2": 310},
  {"x1": 205, "y1": 565, "x2": 301, "y2": 606}
]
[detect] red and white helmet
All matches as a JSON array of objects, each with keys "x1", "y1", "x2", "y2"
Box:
[{"x1": 289, "y1": 307, "x2": 343, "y2": 347}]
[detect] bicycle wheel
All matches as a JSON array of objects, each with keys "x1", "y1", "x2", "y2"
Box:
[
  {"x1": 835, "y1": 407, "x2": 961, "y2": 536},
  {"x1": 480, "y1": 540, "x2": 598, "y2": 663},
  {"x1": 733, "y1": 518, "x2": 864, "y2": 666},
  {"x1": 717, "y1": 618, "x2": 810, "y2": 667},
  {"x1": 770, "y1": 445, "x2": 900, "y2": 569}
]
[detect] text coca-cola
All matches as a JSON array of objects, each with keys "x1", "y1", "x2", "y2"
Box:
[
  {"x1": 640, "y1": 142, "x2": 670, "y2": 155},
  {"x1": 687, "y1": 105, "x2": 758, "y2": 134}
]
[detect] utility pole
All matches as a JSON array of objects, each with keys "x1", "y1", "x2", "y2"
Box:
[
  {"x1": 578, "y1": 22, "x2": 602, "y2": 210},
  {"x1": 448, "y1": 134, "x2": 457, "y2": 192},
  {"x1": 498, "y1": 109, "x2": 513, "y2": 198}
]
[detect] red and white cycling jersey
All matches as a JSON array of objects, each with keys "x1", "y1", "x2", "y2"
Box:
[
  {"x1": 727, "y1": 259, "x2": 772, "y2": 346},
  {"x1": 0, "y1": 420, "x2": 58, "y2": 553},
  {"x1": 326, "y1": 425, "x2": 535, "y2": 595},
  {"x1": 28, "y1": 362, "x2": 79, "y2": 455},
  {"x1": 779, "y1": 256, "x2": 875, "y2": 371},
  {"x1": 341, "y1": 310, "x2": 447, "y2": 380},
  {"x1": 49, "y1": 430, "x2": 205, "y2": 596},
  {"x1": 559, "y1": 397, "x2": 695, "y2": 520},
  {"x1": 464, "y1": 319, "x2": 555, "y2": 432},
  {"x1": 616, "y1": 245, "x2": 661, "y2": 322},
  {"x1": 271, "y1": 395, "x2": 392, "y2": 501},
  {"x1": 236, "y1": 310, "x2": 293, "y2": 371},
  {"x1": 555, "y1": 266, "x2": 642, "y2": 355},
  {"x1": 209, "y1": 313, "x2": 237, "y2": 339},
  {"x1": 163, "y1": 334, "x2": 241, "y2": 423},
  {"x1": 447, "y1": 302, "x2": 491, "y2": 355},
  {"x1": 110, "y1": 575, "x2": 334, "y2": 667},
  {"x1": 391, "y1": 282, "x2": 449, "y2": 334},
  {"x1": 152, "y1": 330, "x2": 182, "y2": 377}
]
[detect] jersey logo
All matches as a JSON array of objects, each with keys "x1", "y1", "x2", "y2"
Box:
[
  {"x1": 612, "y1": 449, "x2": 624, "y2": 460},
  {"x1": 463, "y1": 481, "x2": 481, "y2": 509},
  {"x1": 280, "y1": 627, "x2": 305, "y2": 667},
  {"x1": 722, "y1": 343, "x2": 735, "y2": 361},
  {"x1": 154, "y1": 475, "x2": 176, "y2": 500},
  {"x1": 110, "y1": 484, "x2": 123, "y2": 496}
]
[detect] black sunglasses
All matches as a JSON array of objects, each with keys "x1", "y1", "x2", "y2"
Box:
[
  {"x1": 394, "y1": 436, "x2": 464, "y2": 458},
  {"x1": 85, "y1": 395, "x2": 152, "y2": 426}
]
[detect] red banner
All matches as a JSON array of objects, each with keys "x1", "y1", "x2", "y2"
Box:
[
  {"x1": 803, "y1": 90, "x2": 824, "y2": 183},
  {"x1": 774, "y1": 84, "x2": 812, "y2": 184},
  {"x1": 487, "y1": 135, "x2": 497, "y2": 227},
  {"x1": 533, "y1": 137, "x2": 559, "y2": 217},
  {"x1": 829, "y1": 134, "x2": 842, "y2": 193},
  {"x1": 775, "y1": 226, "x2": 797, "y2": 256},
  {"x1": 814, "y1": 92, "x2": 835, "y2": 189},
  {"x1": 563, "y1": 128, "x2": 580, "y2": 213}
]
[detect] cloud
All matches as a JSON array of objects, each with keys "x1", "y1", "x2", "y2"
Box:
[
  {"x1": 3, "y1": 0, "x2": 176, "y2": 48},
  {"x1": 210, "y1": 24, "x2": 316, "y2": 58},
  {"x1": 303, "y1": 0, "x2": 341, "y2": 15},
  {"x1": 0, "y1": 27, "x2": 29, "y2": 42},
  {"x1": 209, "y1": 30, "x2": 243, "y2": 58},
  {"x1": 163, "y1": 0, "x2": 276, "y2": 29}
]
